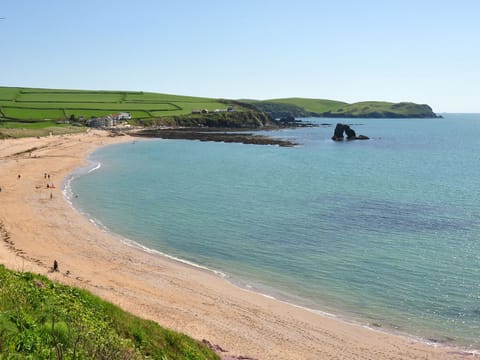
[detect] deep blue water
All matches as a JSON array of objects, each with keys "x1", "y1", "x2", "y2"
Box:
[{"x1": 69, "y1": 114, "x2": 480, "y2": 348}]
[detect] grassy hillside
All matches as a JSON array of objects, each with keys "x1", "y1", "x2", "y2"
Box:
[
  {"x1": 266, "y1": 98, "x2": 347, "y2": 114},
  {"x1": 0, "y1": 265, "x2": 219, "y2": 359},
  {"x1": 323, "y1": 101, "x2": 438, "y2": 118},
  {"x1": 245, "y1": 98, "x2": 438, "y2": 118},
  {"x1": 0, "y1": 87, "x2": 238, "y2": 123}
]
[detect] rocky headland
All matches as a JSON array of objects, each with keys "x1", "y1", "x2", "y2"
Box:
[{"x1": 129, "y1": 110, "x2": 312, "y2": 146}]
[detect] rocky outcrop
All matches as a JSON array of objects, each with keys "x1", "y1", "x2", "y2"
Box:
[
  {"x1": 156, "y1": 111, "x2": 278, "y2": 129},
  {"x1": 132, "y1": 128, "x2": 297, "y2": 147},
  {"x1": 331, "y1": 123, "x2": 369, "y2": 141},
  {"x1": 202, "y1": 339, "x2": 258, "y2": 360}
]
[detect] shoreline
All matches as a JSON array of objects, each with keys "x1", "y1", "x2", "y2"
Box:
[{"x1": 0, "y1": 131, "x2": 476, "y2": 359}]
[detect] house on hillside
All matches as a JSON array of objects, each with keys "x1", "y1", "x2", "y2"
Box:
[
  {"x1": 111, "y1": 112, "x2": 131, "y2": 121},
  {"x1": 87, "y1": 115, "x2": 114, "y2": 128},
  {"x1": 213, "y1": 106, "x2": 235, "y2": 113},
  {"x1": 118, "y1": 112, "x2": 131, "y2": 120}
]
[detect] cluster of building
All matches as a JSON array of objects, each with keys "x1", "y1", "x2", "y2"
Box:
[
  {"x1": 85, "y1": 106, "x2": 237, "y2": 128},
  {"x1": 86, "y1": 112, "x2": 132, "y2": 128},
  {"x1": 191, "y1": 106, "x2": 235, "y2": 114}
]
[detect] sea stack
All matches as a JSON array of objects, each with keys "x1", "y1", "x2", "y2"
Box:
[{"x1": 331, "y1": 123, "x2": 369, "y2": 141}]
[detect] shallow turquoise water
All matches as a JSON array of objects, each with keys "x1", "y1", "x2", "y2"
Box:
[{"x1": 69, "y1": 115, "x2": 480, "y2": 348}]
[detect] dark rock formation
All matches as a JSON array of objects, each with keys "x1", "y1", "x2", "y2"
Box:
[
  {"x1": 332, "y1": 123, "x2": 345, "y2": 141},
  {"x1": 132, "y1": 128, "x2": 297, "y2": 147},
  {"x1": 278, "y1": 114, "x2": 296, "y2": 124},
  {"x1": 344, "y1": 125, "x2": 356, "y2": 140},
  {"x1": 331, "y1": 123, "x2": 369, "y2": 141},
  {"x1": 356, "y1": 134, "x2": 369, "y2": 140}
]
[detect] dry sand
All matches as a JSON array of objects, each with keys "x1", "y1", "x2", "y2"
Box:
[{"x1": 0, "y1": 131, "x2": 476, "y2": 359}]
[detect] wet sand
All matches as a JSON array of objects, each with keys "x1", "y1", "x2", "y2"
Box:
[{"x1": 0, "y1": 130, "x2": 474, "y2": 359}]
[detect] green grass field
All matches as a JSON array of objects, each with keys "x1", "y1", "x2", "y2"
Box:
[
  {"x1": 0, "y1": 87, "x2": 236, "y2": 122},
  {"x1": 265, "y1": 97, "x2": 348, "y2": 114}
]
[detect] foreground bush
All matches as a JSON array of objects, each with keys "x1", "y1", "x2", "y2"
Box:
[{"x1": 0, "y1": 265, "x2": 219, "y2": 359}]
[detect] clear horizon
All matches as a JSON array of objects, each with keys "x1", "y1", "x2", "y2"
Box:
[{"x1": 1, "y1": 0, "x2": 479, "y2": 113}]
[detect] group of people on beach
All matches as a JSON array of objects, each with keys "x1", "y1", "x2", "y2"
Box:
[
  {"x1": 11, "y1": 172, "x2": 56, "y2": 199},
  {"x1": 44, "y1": 173, "x2": 54, "y2": 198}
]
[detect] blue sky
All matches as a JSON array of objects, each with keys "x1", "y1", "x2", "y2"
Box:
[{"x1": 1, "y1": 0, "x2": 479, "y2": 112}]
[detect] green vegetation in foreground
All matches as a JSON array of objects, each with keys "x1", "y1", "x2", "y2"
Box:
[
  {"x1": 0, "y1": 265, "x2": 219, "y2": 359},
  {"x1": 244, "y1": 98, "x2": 439, "y2": 118}
]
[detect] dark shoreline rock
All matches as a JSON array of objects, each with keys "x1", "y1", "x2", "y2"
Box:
[{"x1": 131, "y1": 128, "x2": 298, "y2": 147}]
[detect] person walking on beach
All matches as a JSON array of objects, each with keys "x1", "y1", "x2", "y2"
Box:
[{"x1": 17, "y1": 174, "x2": 21, "y2": 180}]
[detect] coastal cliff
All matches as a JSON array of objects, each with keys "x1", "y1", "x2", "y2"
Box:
[{"x1": 157, "y1": 110, "x2": 277, "y2": 128}]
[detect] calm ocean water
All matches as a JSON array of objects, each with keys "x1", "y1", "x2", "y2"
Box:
[{"x1": 68, "y1": 114, "x2": 480, "y2": 348}]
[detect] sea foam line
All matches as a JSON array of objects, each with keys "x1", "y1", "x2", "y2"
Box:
[
  {"x1": 62, "y1": 172, "x2": 227, "y2": 278},
  {"x1": 87, "y1": 162, "x2": 102, "y2": 173}
]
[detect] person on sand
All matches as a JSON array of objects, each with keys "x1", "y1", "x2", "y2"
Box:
[{"x1": 17, "y1": 174, "x2": 21, "y2": 180}]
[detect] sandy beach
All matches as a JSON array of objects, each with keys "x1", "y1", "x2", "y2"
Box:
[{"x1": 0, "y1": 131, "x2": 475, "y2": 360}]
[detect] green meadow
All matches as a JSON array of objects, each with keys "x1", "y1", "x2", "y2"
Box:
[
  {"x1": 0, "y1": 87, "x2": 233, "y2": 122},
  {"x1": 264, "y1": 97, "x2": 348, "y2": 114}
]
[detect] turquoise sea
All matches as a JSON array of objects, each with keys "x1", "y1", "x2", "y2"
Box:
[{"x1": 67, "y1": 114, "x2": 480, "y2": 349}]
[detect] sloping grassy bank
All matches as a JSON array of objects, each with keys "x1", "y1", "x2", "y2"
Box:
[{"x1": 0, "y1": 265, "x2": 219, "y2": 359}]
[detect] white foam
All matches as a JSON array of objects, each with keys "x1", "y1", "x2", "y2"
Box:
[
  {"x1": 87, "y1": 162, "x2": 101, "y2": 173},
  {"x1": 116, "y1": 237, "x2": 228, "y2": 278}
]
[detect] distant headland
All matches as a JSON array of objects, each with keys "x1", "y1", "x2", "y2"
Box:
[{"x1": 241, "y1": 98, "x2": 440, "y2": 119}]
